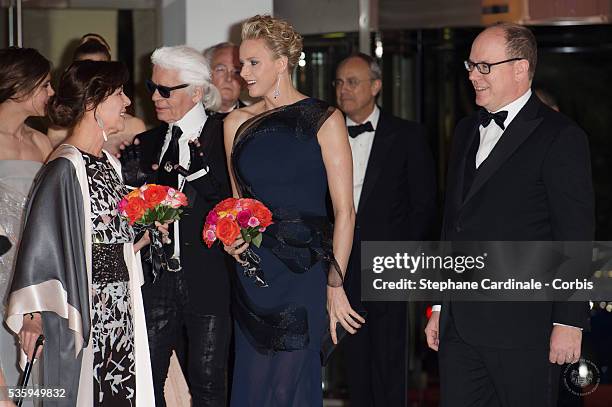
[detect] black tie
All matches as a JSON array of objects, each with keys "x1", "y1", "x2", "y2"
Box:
[
  {"x1": 348, "y1": 121, "x2": 374, "y2": 138},
  {"x1": 478, "y1": 109, "x2": 508, "y2": 130},
  {"x1": 158, "y1": 125, "x2": 182, "y2": 189}
]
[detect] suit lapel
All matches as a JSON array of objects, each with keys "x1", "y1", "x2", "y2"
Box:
[
  {"x1": 461, "y1": 95, "x2": 543, "y2": 207},
  {"x1": 357, "y1": 112, "x2": 395, "y2": 213},
  {"x1": 139, "y1": 124, "x2": 168, "y2": 167},
  {"x1": 451, "y1": 118, "x2": 479, "y2": 210}
]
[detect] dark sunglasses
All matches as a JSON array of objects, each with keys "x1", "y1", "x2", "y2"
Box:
[{"x1": 145, "y1": 79, "x2": 189, "y2": 98}]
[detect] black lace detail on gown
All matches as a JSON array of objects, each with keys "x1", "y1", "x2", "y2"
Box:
[{"x1": 230, "y1": 99, "x2": 343, "y2": 358}]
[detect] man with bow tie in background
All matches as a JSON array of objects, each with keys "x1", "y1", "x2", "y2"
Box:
[
  {"x1": 425, "y1": 23, "x2": 594, "y2": 406},
  {"x1": 335, "y1": 53, "x2": 437, "y2": 407}
]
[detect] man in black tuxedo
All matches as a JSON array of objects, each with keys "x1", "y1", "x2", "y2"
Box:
[
  {"x1": 335, "y1": 53, "x2": 437, "y2": 407},
  {"x1": 122, "y1": 45, "x2": 232, "y2": 407},
  {"x1": 424, "y1": 23, "x2": 594, "y2": 406},
  {"x1": 203, "y1": 42, "x2": 247, "y2": 120}
]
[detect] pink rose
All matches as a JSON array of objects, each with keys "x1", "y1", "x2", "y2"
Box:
[
  {"x1": 237, "y1": 209, "x2": 252, "y2": 228},
  {"x1": 206, "y1": 211, "x2": 219, "y2": 225},
  {"x1": 205, "y1": 229, "x2": 216, "y2": 242},
  {"x1": 118, "y1": 198, "x2": 128, "y2": 214},
  {"x1": 247, "y1": 217, "x2": 260, "y2": 227}
]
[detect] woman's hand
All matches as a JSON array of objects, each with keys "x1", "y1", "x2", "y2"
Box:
[
  {"x1": 223, "y1": 237, "x2": 250, "y2": 264},
  {"x1": 133, "y1": 221, "x2": 172, "y2": 253},
  {"x1": 327, "y1": 286, "x2": 365, "y2": 344},
  {"x1": 155, "y1": 221, "x2": 172, "y2": 243},
  {"x1": 19, "y1": 313, "x2": 43, "y2": 361}
]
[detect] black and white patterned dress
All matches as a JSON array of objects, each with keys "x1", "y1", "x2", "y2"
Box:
[{"x1": 82, "y1": 151, "x2": 136, "y2": 406}]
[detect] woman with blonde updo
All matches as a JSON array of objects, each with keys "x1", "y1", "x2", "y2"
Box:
[{"x1": 224, "y1": 15, "x2": 364, "y2": 405}]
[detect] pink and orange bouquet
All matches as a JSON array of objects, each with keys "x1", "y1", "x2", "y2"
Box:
[
  {"x1": 203, "y1": 197, "x2": 273, "y2": 248},
  {"x1": 118, "y1": 184, "x2": 188, "y2": 226}
]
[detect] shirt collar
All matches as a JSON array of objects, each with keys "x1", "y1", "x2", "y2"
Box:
[
  {"x1": 491, "y1": 89, "x2": 532, "y2": 128},
  {"x1": 172, "y1": 102, "x2": 207, "y2": 137},
  {"x1": 346, "y1": 105, "x2": 380, "y2": 131}
]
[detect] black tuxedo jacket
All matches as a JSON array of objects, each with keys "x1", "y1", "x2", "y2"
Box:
[
  {"x1": 133, "y1": 115, "x2": 232, "y2": 314},
  {"x1": 440, "y1": 94, "x2": 594, "y2": 348},
  {"x1": 345, "y1": 109, "x2": 437, "y2": 309}
]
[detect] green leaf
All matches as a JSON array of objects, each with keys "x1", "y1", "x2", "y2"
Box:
[{"x1": 252, "y1": 233, "x2": 262, "y2": 248}]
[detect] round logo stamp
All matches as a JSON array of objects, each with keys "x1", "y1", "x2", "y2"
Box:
[{"x1": 562, "y1": 358, "x2": 600, "y2": 396}]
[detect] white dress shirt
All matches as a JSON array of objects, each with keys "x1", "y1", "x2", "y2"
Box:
[
  {"x1": 158, "y1": 102, "x2": 209, "y2": 259},
  {"x1": 475, "y1": 89, "x2": 532, "y2": 168},
  {"x1": 347, "y1": 106, "x2": 380, "y2": 210}
]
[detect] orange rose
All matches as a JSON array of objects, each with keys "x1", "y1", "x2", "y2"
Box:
[
  {"x1": 215, "y1": 217, "x2": 241, "y2": 246},
  {"x1": 143, "y1": 185, "x2": 168, "y2": 209},
  {"x1": 241, "y1": 199, "x2": 273, "y2": 227},
  {"x1": 214, "y1": 197, "x2": 238, "y2": 213},
  {"x1": 126, "y1": 189, "x2": 142, "y2": 200},
  {"x1": 125, "y1": 197, "x2": 147, "y2": 224}
]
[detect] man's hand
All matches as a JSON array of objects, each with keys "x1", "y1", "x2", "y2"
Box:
[
  {"x1": 119, "y1": 138, "x2": 154, "y2": 186},
  {"x1": 424, "y1": 311, "x2": 440, "y2": 351},
  {"x1": 549, "y1": 325, "x2": 581, "y2": 365}
]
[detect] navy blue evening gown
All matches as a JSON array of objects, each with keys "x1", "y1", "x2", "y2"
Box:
[{"x1": 230, "y1": 98, "x2": 341, "y2": 406}]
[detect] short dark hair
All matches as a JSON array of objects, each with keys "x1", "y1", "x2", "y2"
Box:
[
  {"x1": 79, "y1": 33, "x2": 111, "y2": 51},
  {"x1": 494, "y1": 22, "x2": 537, "y2": 80},
  {"x1": 0, "y1": 47, "x2": 51, "y2": 104},
  {"x1": 73, "y1": 39, "x2": 111, "y2": 61},
  {"x1": 338, "y1": 52, "x2": 382, "y2": 81},
  {"x1": 48, "y1": 60, "x2": 128, "y2": 128}
]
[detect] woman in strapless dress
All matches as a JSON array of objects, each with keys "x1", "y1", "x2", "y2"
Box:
[{"x1": 0, "y1": 46, "x2": 54, "y2": 406}]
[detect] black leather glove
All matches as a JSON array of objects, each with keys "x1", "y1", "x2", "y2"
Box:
[{"x1": 120, "y1": 139, "x2": 155, "y2": 187}]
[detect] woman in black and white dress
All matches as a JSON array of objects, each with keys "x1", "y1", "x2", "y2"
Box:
[{"x1": 6, "y1": 60, "x2": 160, "y2": 406}]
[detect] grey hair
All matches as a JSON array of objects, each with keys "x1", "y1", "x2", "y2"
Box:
[
  {"x1": 203, "y1": 42, "x2": 238, "y2": 66},
  {"x1": 338, "y1": 52, "x2": 382, "y2": 81},
  {"x1": 151, "y1": 45, "x2": 221, "y2": 111}
]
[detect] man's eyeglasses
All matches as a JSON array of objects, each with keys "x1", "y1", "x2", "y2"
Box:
[
  {"x1": 464, "y1": 58, "x2": 525, "y2": 75},
  {"x1": 332, "y1": 78, "x2": 374, "y2": 90},
  {"x1": 146, "y1": 79, "x2": 189, "y2": 98},
  {"x1": 212, "y1": 65, "x2": 241, "y2": 78}
]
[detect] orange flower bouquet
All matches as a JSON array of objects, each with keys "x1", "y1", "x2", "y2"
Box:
[
  {"x1": 203, "y1": 197, "x2": 273, "y2": 287},
  {"x1": 118, "y1": 184, "x2": 188, "y2": 278},
  {"x1": 118, "y1": 184, "x2": 187, "y2": 226}
]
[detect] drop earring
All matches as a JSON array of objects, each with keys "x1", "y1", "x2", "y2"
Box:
[
  {"x1": 96, "y1": 116, "x2": 108, "y2": 142},
  {"x1": 273, "y1": 75, "x2": 281, "y2": 99}
]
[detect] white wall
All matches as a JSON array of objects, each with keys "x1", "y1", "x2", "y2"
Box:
[
  {"x1": 186, "y1": 1, "x2": 273, "y2": 51},
  {"x1": 159, "y1": 0, "x2": 272, "y2": 51}
]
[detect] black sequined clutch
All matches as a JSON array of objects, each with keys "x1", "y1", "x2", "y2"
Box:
[{"x1": 320, "y1": 309, "x2": 367, "y2": 366}]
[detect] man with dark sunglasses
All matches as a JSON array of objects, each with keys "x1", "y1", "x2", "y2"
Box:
[{"x1": 121, "y1": 45, "x2": 232, "y2": 407}]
